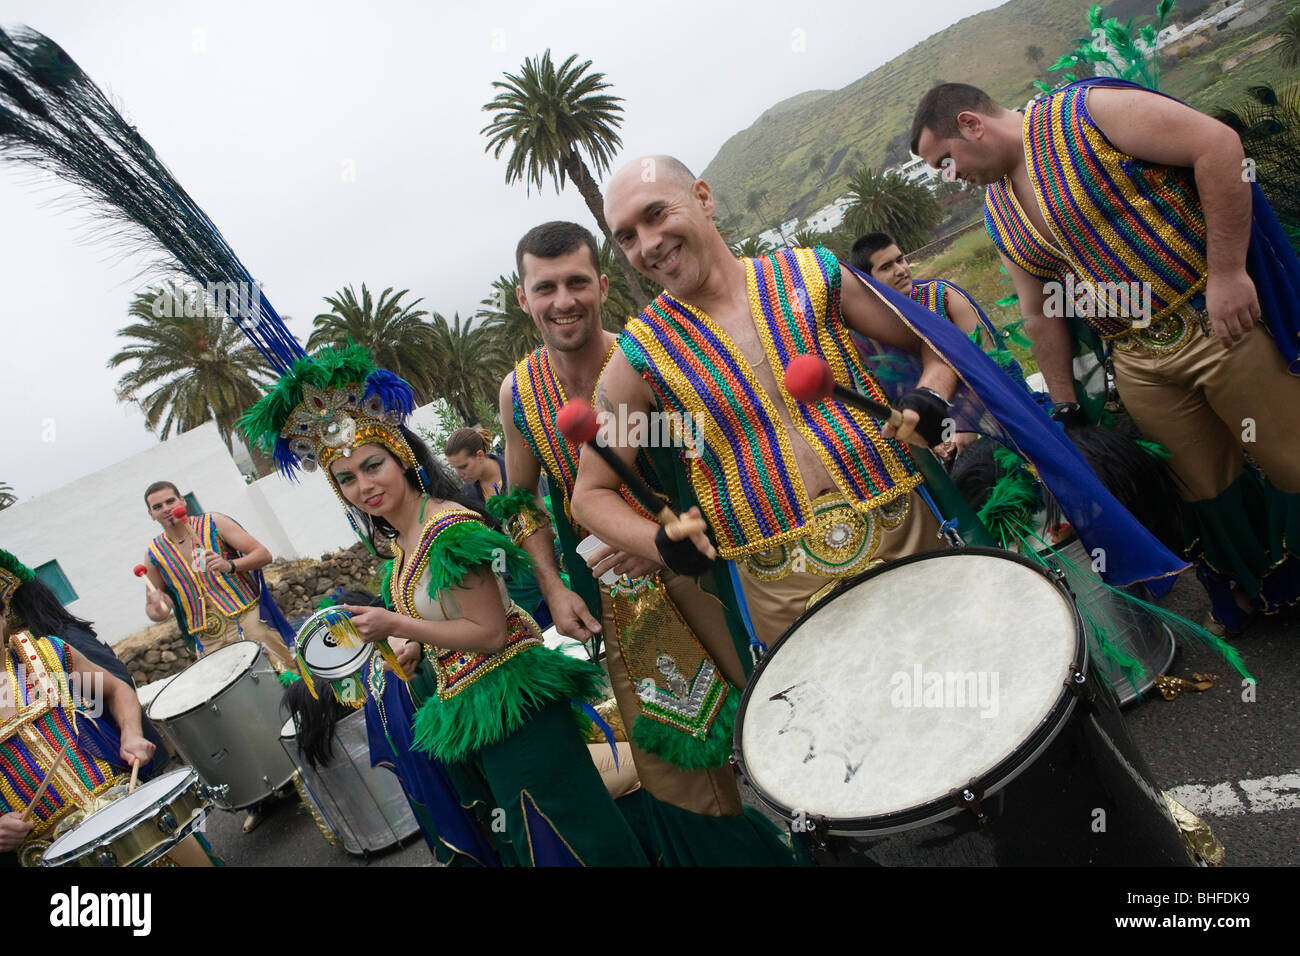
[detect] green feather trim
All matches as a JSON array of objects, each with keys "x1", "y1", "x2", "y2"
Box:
[
  {"x1": 410, "y1": 647, "x2": 606, "y2": 763},
  {"x1": 278, "y1": 670, "x2": 301, "y2": 686},
  {"x1": 630, "y1": 689, "x2": 737, "y2": 770},
  {"x1": 424, "y1": 520, "x2": 533, "y2": 596},
  {"x1": 977, "y1": 448, "x2": 1042, "y2": 549},
  {"x1": 0, "y1": 548, "x2": 35, "y2": 585},
  {"x1": 484, "y1": 486, "x2": 537, "y2": 523},
  {"x1": 1135, "y1": 439, "x2": 1172, "y2": 460},
  {"x1": 378, "y1": 559, "x2": 395, "y2": 608},
  {"x1": 1010, "y1": 518, "x2": 1254, "y2": 684},
  {"x1": 237, "y1": 343, "x2": 377, "y2": 453},
  {"x1": 1003, "y1": 320, "x2": 1033, "y2": 348}
]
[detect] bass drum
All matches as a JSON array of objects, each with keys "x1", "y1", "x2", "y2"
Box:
[
  {"x1": 280, "y1": 712, "x2": 420, "y2": 856},
  {"x1": 147, "y1": 641, "x2": 296, "y2": 810},
  {"x1": 734, "y1": 548, "x2": 1193, "y2": 866}
]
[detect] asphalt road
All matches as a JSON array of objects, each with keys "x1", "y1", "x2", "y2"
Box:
[{"x1": 190, "y1": 572, "x2": 1295, "y2": 868}]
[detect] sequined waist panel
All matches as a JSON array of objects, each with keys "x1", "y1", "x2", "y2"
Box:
[
  {"x1": 1106, "y1": 301, "x2": 1207, "y2": 355},
  {"x1": 740, "y1": 492, "x2": 911, "y2": 581},
  {"x1": 431, "y1": 607, "x2": 545, "y2": 700}
]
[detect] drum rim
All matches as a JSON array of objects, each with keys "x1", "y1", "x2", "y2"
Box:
[
  {"x1": 732, "y1": 546, "x2": 1088, "y2": 833},
  {"x1": 146, "y1": 640, "x2": 265, "y2": 722},
  {"x1": 296, "y1": 607, "x2": 372, "y2": 680},
  {"x1": 43, "y1": 767, "x2": 201, "y2": 863}
]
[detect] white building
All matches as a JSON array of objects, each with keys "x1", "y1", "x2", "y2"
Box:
[
  {"x1": 0, "y1": 404, "x2": 446, "y2": 646},
  {"x1": 803, "y1": 196, "x2": 854, "y2": 234}
]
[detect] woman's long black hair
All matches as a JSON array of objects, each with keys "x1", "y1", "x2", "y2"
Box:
[
  {"x1": 7, "y1": 575, "x2": 94, "y2": 638},
  {"x1": 338, "y1": 426, "x2": 490, "y2": 557}
]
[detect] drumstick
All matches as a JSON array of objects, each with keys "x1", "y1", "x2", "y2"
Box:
[
  {"x1": 21, "y1": 738, "x2": 74, "y2": 821},
  {"x1": 784, "y1": 355, "x2": 997, "y2": 548},
  {"x1": 133, "y1": 564, "x2": 159, "y2": 595},
  {"x1": 556, "y1": 401, "x2": 701, "y2": 534},
  {"x1": 171, "y1": 504, "x2": 205, "y2": 572},
  {"x1": 128, "y1": 758, "x2": 140, "y2": 795},
  {"x1": 784, "y1": 354, "x2": 905, "y2": 428}
]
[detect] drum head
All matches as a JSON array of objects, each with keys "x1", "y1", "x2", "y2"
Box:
[
  {"x1": 147, "y1": 641, "x2": 260, "y2": 720},
  {"x1": 44, "y1": 769, "x2": 197, "y2": 862},
  {"x1": 296, "y1": 608, "x2": 370, "y2": 679},
  {"x1": 737, "y1": 549, "x2": 1083, "y2": 832}
]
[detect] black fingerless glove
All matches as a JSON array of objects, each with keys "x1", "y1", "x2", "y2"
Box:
[
  {"x1": 895, "y1": 387, "x2": 951, "y2": 447},
  {"x1": 1050, "y1": 402, "x2": 1087, "y2": 430},
  {"x1": 654, "y1": 525, "x2": 715, "y2": 577}
]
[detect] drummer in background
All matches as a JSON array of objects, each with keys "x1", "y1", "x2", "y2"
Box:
[
  {"x1": 141, "y1": 481, "x2": 297, "y2": 833},
  {"x1": 0, "y1": 550, "x2": 213, "y2": 866},
  {"x1": 140, "y1": 480, "x2": 295, "y2": 671},
  {"x1": 2, "y1": 549, "x2": 169, "y2": 780}
]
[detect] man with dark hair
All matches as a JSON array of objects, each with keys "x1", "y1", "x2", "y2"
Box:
[
  {"x1": 515, "y1": 220, "x2": 600, "y2": 279},
  {"x1": 495, "y1": 220, "x2": 798, "y2": 865},
  {"x1": 141, "y1": 482, "x2": 294, "y2": 666},
  {"x1": 911, "y1": 79, "x2": 1300, "y2": 632},
  {"x1": 909, "y1": 83, "x2": 999, "y2": 161}
]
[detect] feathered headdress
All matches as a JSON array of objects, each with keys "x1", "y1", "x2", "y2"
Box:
[{"x1": 0, "y1": 548, "x2": 35, "y2": 608}]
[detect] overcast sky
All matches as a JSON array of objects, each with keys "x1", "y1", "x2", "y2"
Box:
[{"x1": 1, "y1": 0, "x2": 1005, "y2": 501}]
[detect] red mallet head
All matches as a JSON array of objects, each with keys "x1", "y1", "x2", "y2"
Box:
[
  {"x1": 170, "y1": 504, "x2": 187, "y2": 520},
  {"x1": 556, "y1": 400, "x2": 600, "y2": 445},
  {"x1": 784, "y1": 354, "x2": 835, "y2": 404},
  {"x1": 132, "y1": 564, "x2": 148, "y2": 578}
]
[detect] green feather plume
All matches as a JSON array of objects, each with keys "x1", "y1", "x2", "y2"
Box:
[{"x1": 423, "y1": 519, "x2": 534, "y2": 596}]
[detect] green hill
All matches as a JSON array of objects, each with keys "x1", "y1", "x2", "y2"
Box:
[{"x1": 701, "y1": 0, "x2": 1221, "y2": 237}]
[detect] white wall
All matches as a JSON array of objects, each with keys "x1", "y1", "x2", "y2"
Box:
[
  {"x1": 1, "y1": 403, "x2": 451, "y2": 645},
  {"x1": 0, "y1": 421, "x2": 265, "y2": 645}
]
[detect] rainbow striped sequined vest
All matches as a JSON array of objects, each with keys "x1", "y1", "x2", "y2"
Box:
[
  {"x1": 511, "y1": 344, "x2": 665, "y2": 533},
  {"x1": 984, "y1": 80, "x2": 1209, "y2": 337},
  {"x1": 911, "y1": 278, "x2": 1001, "y2": 347},
  {"x1": 148, "y1": 514, "x2": 259, "y2": 635},
  {"x1": 1, "y1": 634, "x2": 119, "y2": 839},
  {"x1": 620, "y1": 246, "x2": 921, "y2": 559}
]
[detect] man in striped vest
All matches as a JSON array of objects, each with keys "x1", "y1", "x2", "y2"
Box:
[
  {"x1": 911, "y1": 81, "x2": 1300, "y2": 633},
  {"x1": 141, "y1": 480, "x2": 294, "y2": 670}
]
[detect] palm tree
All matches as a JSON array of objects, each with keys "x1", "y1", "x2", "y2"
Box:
[
  {"x1": 426, "y1": 312, "x2": 512, "y2": 425},
  {"x1": 791, "y1": 229, "x2": 822, "y2": 249},
  {"x1": 108, "y1": 281, "x2": 276, "y2": 473},
  {"x1": 481, "y1": 51, "x2": 649, "y2": 309},
  {"x1": 745, "y1": 188, "x2": 767, "y2": 226},
  {"x1": 307, "y1": 284, "x2": 435, "y2": 401},
  {"x1": 0, "y1": 481, "x2": 16, "y2": 511},
  {"x1": 598, "y1": 238, "x2": 644, "y2": 330},
  {"x1": 843, "y1": 166, "x2": 941, "y2": 252},
  {"x1": 809, "y1": 152, "x2": 826, "y2": 184},
  {"x1": 476, "y1": 272, "x2": 542, "y2": 365},
  {"x1": 730, "y1": 236, "x2": 774, "y2": 259}
]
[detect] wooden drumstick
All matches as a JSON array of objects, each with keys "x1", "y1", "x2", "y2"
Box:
[
  {"x1": 22, "y1": 738, "x2": 74, "y2": 821},
  {"x1": 555, "y1": 400, "x2": 704, "y2": 536},
  {"x1": 128, "y1": 758, "x2": 140, "y2": 795},
  {"x1": 133, "y1": 564, "x2": 158, "y2": 595}
]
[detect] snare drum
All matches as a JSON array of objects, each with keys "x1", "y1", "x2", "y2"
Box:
[
  {"x1": 147, "y1": 641, "x2": 296, "y2": 810},
  {"x1": 295, "y1": 607, "x2": 373, "y2": 706},
  {"x1": 280, "y1": 713, "x2": 420, "y2": 856},
  {"x1": 42, "y1": 768, "x2": 209, "y2": 867},
  {"x1": 734, "y1": 548, "x2": 1193, "y2": 866}
]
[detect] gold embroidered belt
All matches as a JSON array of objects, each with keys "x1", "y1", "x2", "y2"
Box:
[
  {"x1": 740, "y1": 492, "x2": 910, "y2": 582},
  {"x1": 1106, "y1": 303, "x2": 1206, "y2": 356}
]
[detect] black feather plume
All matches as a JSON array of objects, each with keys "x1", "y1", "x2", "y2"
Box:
[{"x1": 0, "y1": 27, "x2": 304, "y2": 372}]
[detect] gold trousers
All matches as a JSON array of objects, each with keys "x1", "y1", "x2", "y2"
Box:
[{"x1": 1112, "y1": 322, "x2": 1300, "y2": 501}]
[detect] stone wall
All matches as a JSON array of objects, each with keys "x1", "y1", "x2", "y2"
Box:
[{"x1": 116, "y1": 543, "x2": 384, "y2": 688}]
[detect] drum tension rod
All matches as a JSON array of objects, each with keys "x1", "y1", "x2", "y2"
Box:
[
  {"x1": 1064, "y1": 665, "x2": 1094, "y2": 702},
  {"x1": 949, "y1": 780, "x2": 988, "y2": 826}
]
